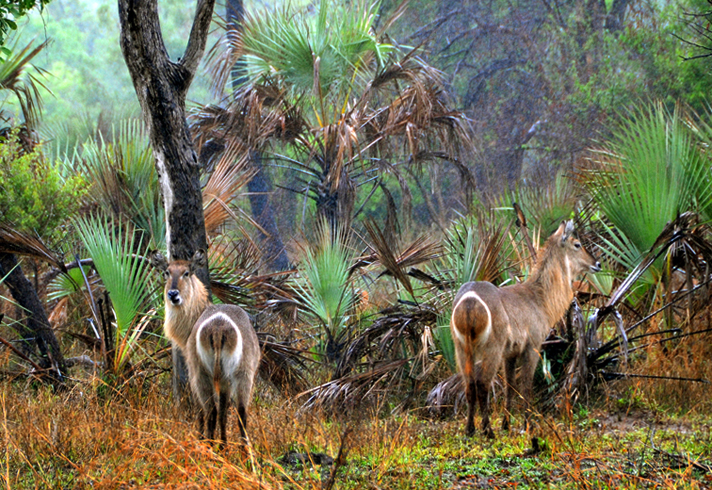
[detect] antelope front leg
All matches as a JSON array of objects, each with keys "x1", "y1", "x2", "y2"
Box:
[{"x1": 520, "y1": 347, "x2": 540, "y2": 431}]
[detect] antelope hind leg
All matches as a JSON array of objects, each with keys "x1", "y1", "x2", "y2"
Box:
[
  {"x1": 465, "y1": 378, "x2": 477, "y2": 437},
  {"x1": 218, "y1": 390, "x2": 230, "y2": 447},
  {"x1": 502, "y1": 356, "x2": 517, "y2": 432},
  {"x1": 476, "y1": 378, "x2": 494, "y2": 439}
]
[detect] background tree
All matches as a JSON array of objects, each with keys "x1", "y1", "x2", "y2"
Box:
[
  {"x1": 398, "y1": 0, "x2": 710, "y2": 195},
  {"x1": 197, "y1": 0, "x2": 472, "y2": 233},
  {"x1": 224, "y1": 0, "x2": 290, "y2": 271},
  {"x1": 0, "y1": 0, "x2": 49, "y2": 51},
  {"x1": 117, "y1": 0, "x2": 215, "y2": 399}
]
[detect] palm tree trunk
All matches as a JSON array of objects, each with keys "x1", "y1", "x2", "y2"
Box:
[{"x1": 247, "y1": 152, "x2": 291, "y2": 270}]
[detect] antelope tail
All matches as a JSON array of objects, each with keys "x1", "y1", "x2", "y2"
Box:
[{"x1": 212, "y1": 333, "x2": 223, "y2": 402}]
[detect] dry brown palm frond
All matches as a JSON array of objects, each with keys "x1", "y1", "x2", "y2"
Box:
[
  {"x1": 362, "y1": 53, "x2": 472, "y2": 167},
  {"x1": 0, "y1": 224, "x2": 65, "y2": 271},
  {"x1": 258, "y1": 332, "x2": 313, "y2": 396},
  {"x1": 361, "y1": 219, "x2": 442, "y2": 298},
  {"x1": 208, "y1": 236, "x2": 294, "y2": 307},
  {"x1": 191, "y1": 83, "x2": 307, "y2": 157},
  {"x1": 299, "y1": 359, "x2": 410, "y2": 414},
  {"x1": 202, "y1": 150, "x2": 257, "y2": 236},
  {"x1": 425, "y1": 373, "x2": 465, "y2": 418},
  {"x1": 332, "y1": 303, "x2": 438, "y2": 380}
]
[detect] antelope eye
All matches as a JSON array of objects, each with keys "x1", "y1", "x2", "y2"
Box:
[
  {"x1": 163, "y1": 271, "x2": 170, "y2": 278},
  {"x1": 183, "y1": 271, "x2": 190, "y2": 278},
  {"x1": 574, "y1": 242, "x2": 582, "y2": 249}
]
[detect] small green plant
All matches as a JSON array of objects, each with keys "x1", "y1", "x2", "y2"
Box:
[{"x1": 293, "y1": 221, "x2": 357, "y2": 360}]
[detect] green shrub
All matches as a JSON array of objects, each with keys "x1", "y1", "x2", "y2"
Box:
[{"x1": 0, "y1": 133, "x2": 86, "y2": 238}]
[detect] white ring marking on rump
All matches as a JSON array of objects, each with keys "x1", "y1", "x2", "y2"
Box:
[
  {"x1": 195, "y1": 311, "x2": 244, "y2": 375},
  {"x1": 451, "y1": 290, "x2": 492, "y2": 347}
]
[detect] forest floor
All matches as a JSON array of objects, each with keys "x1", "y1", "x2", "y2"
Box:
[{"x1": 2, "y1": 372, "x2": 711, "y2": 489}]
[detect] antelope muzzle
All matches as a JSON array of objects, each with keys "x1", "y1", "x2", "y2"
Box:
[{"x1": 167, "y1": 289, "x2": 182, "y2": 305}]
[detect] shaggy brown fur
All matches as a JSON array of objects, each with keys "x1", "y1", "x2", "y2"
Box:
[
  {"x1": 187, "y1": 304, "x2": 260, "y2": 446},
  {"x1": 451, "y1": 221, "x2": 601, "y2": 437}
]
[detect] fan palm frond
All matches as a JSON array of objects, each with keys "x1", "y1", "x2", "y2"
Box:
[
  {"x1": 293, "y1": 221, "x2": 357, "y2": 342},
  {"x1": 74, "y1": 216, "x2": 154, "y2": 374},
  {"x1": 0, "y1": 38, "x2": 51, "y2": 129},
  {"x1": 299, "y1": 359, "x2": 410, "y2": 413},
  {"x1": 77, "y1": 119, "x2": 164, "y2": 248},
  {"x1": 202, "y1": 150, "x2": 257, "y2": 236},
  {"x1": 362, "y1": 218, "x2": 441, "y2": 298},
  {"x1": 201, "y1": 0, "x2": 472, "y2": 228},
  {"x1": 258, "y1": 332, "x2": 313, "y2": 395},
  {"x1": 582, "y1": 103, "x2": 709, "y2": 260},
  {"x1": 332, "y1": 302, "x2": 438, "y2": 380}
]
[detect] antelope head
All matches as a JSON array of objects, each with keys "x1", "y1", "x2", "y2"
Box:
[
  {"x1": 151, "y1": 249, "x2": 207, "y2": 306},
  {"x1": 557, "y1": 220, "x2": 601, "y2": 276}
]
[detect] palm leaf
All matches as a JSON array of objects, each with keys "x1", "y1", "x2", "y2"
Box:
[
  {"x1": 74, "y1": 216, "x2": 154, "y2": 373},
  {"x1": 202, "y1": 150, "x2": 256, "y2": 236},
  {"x1": 0, "y1": 38, "x2": 51, "y2": 129},
  {"x1": 0, "y1": 223, "x2": 64, "y2": 270},
  {"x1": 583, "y1": 103, "x2": 706, "y2": 257},
  {"x1": 362, "y1": 218, "x2": 441, "y2": 299},
  {"x1": 77, "y1": 119, "x2": 164, "y2": 249},
  {"x1": 293, "y1": 221, "x2": 357, "y2": 338}
]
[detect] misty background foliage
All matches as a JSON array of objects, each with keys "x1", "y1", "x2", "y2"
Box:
[{"x1": 4, "y1": 0, "x2": 710, "y2": 233}]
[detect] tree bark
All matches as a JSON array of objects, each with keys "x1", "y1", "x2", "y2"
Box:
[
  {"x1": 0, "y1": 253, "x2": 65, "y2": 380},
  {"x1": 118, "y1": 0, "x2": 215, "y2": 401}
]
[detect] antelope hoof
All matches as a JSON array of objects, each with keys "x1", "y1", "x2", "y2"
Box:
[
  {"x1": 502, "y1": 419, "x2": 510, "y2": 433},
  {"x1": 465, "y1": 422, "x2": 476, "y2": 438},
  {"x1": 483, "y1": 426, "x2": 495, "y2": 439}
]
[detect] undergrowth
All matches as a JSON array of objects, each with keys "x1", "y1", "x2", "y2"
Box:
[{"x1": 1, "y1": 369, "x2": 711, "y2": 489}]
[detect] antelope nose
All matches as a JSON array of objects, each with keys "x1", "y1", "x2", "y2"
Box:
[
  {"x1": 167, "y1": 289, "x2": 181, "y2": 304},
  {"x1": 591, "y1": 261, "x2": 602, "y2": 273}
]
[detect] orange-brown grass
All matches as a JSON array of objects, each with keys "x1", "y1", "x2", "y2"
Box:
[
  {"x1": 2, "y1": 344, "x2": 711, "y2": 489},
  {"x1": 2, "y1": 377, "x2": 711, "y2": 489}
]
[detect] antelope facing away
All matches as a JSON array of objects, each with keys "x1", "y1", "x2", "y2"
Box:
[
  {"x1": 450, "y1": 220, "x2": 600, "y2": 438},
  {"x1": 151, "y1": 250, "x2": 260, "y2": 446}
]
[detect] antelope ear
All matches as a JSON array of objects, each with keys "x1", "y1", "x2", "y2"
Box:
[
  {"x1": 561, "y1": 220, "x2": 575, "y2": 243},
  {"x1": 190, "y1": 249, "x2": 207, "y2": 271},
  {"x1": 150, "y1": 250, "x2": 168, "y2": 272}
]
